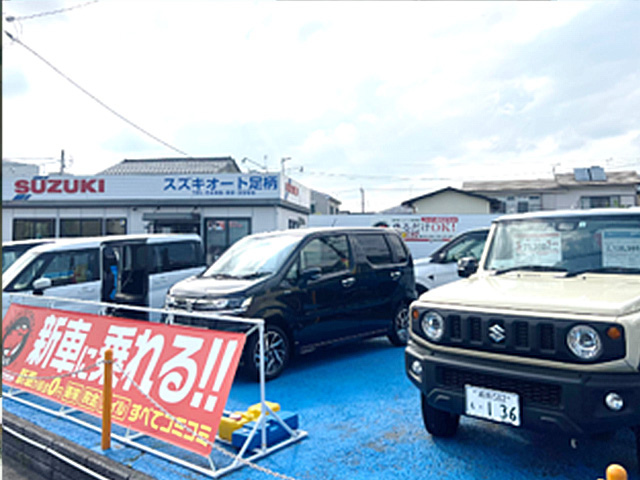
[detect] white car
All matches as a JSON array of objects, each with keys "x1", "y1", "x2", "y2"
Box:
[
  {"x1": 413, "y1": 228, "x2": 489, "y2": 295},
  {"x1": 2, "y1": 233, "x2": 206, "y2": 320}
]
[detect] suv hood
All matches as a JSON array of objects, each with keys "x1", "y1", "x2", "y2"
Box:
[
  {"x1": 421, "y1": 273, "x2": 640, "y2": 317},
  {"x1": 169, "y1": 276, "x2": 265, "y2": 299}
]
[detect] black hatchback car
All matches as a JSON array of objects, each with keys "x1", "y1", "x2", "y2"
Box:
[{"x1": 165, "y1": 227, "x2": 416, "y2": 380}]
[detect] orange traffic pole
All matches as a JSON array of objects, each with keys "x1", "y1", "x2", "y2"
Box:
[
  {"x1": 101, "y1": 349, "x2": 113, "y2": 450},
  {"x1": 598, "y1": 464, "x2": 627, "y2": 480}
]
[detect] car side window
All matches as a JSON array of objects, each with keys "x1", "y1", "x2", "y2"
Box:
[
  {"x1": 151, "y1": 241, "x2": 204, "y2": 273},
  {"x1": 386, "y1": 234, "x2": 409, "y2": 264},
  {"x1": 9, "y1": 256, "x2": 49, "y2": 291},
  {"x1": 354, "y1": 234, "x2": 393, "y2": 265},
  {"x1": 299, "y1": 235, "x2": 350, "y2": 275},
  {"x1": 10, "y1": 249, "x2": 99, "y2": 291},
  {"x1": 443, "y1": 233, "x2": 488, "y2": 263}
]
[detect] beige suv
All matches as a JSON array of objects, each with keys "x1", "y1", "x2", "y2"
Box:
[{"x1": 405, "y1": 208, "x2": 640, "y2": 466}]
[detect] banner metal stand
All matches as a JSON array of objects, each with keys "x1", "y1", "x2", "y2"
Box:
[{"x1": 3, "y1": 293, "x2": 307, "y2": 479}]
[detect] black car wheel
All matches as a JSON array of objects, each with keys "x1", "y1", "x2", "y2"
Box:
[
  {"x1": 421, "y1": 393, "x2": 459, "y2": 438},
  {"x1": 387, "y1": 303, "x2": 410, "y2": 346},
  {"x1": 244, "y1": 324, "x2": 291, "y2": 381}
]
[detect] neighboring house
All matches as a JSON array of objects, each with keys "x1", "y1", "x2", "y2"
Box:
[
  {"x1": 400, "y1": 187, "x2": 502, "y2": 214},
  {"x1": 464, "y1": 167, "x2": 640, "y2": 213},
  {"x1": 310, "y1": 190, "x2": 342, "y2": 215}
]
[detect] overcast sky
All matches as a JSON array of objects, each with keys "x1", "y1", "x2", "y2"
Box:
[{"x1": 3, "y1": 0, "x2": 640, "y2": 212}]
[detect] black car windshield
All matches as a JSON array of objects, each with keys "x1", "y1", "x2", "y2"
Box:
[
  {"x1": 484, "y1": 213, "x2": 640, "y2": 276},
  {"x1": 202, "y1": 233, "x2": 302, "y2": 279}
]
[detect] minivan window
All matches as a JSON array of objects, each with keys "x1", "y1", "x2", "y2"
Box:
[
  {"x1": 355, "y1": 234, "x2": 393, "y2": 265},
  {"x1": 8, "y1": 248, "x2": 99, "y2": 291},
  {"x1": 203, "y1": 233, "x2": 301, "y2": 279},
  {"x1": 150, "y1": 241, "x2": 204, "y2": 273},
  {"x1": 299, "y1": 235, "x2": 350, "y2": 275}
]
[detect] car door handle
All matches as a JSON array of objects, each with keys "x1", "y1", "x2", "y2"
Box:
[
  {"x1": 390, "y1": 271, "x2": 402, "y2": 281},
  {"x1": 342, "y1": 277, "x2": 356, "y2": 288}
]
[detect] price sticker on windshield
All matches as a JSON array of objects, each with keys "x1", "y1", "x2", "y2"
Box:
[
  {"x1": 602, "y1": 230, "x2": 640, "y2": 268},
  {"x1": 513, "y1": 232, "x2": 562, "y2": 266}
]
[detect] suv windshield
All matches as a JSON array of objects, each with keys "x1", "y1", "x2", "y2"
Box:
[
  {"x1": 484, "y1": 213, "x2": 640, "y2": 276},
  {"x1": 202, "y1": 233, "x2": 302, "y2": 279}
]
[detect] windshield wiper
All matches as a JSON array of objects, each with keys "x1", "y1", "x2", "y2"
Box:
[
  {"x1": 239, "y1": 271, "x2": 272, "y2": 280},
  {"x1": 565, "y1": 267, "x2": 640, "y2": 278},
  {"x1": 202, "y1": 273, "x2": 238, "y2": 279},
  {"x1": 494, "y1": 265, "x2": 568, "y2": 276}
]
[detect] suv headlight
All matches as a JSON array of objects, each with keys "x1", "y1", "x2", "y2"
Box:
[
  {"x1": 567, "y1": 325, "x2": 602, "y2": 360},
  {"x1": 421, "y1": 311, "x2": 445, "y2": 342}
]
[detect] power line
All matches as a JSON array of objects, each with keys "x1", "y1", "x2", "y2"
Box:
[
  {"x1": 3, "y1": 30, "x2": 190, "y2": 157},
  {"x1": 4, "y1": 0, "x2": 100, "y2": 22},
  {"x1": 299, "y1": 169, "x2": 455, "y2": 182}
]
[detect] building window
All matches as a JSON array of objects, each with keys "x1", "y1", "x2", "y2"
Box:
[
  {"x1": 288, "y1": 219, "x2": 302, "y2": 229},
  {"x1": 517, "y1": 201, "x2": 529, "y2": 213},
  {"x1": 60, "y1": 219, "x2": 102, "y2": 237},
  {"x1": 13, "y1": 219, "x2": 55, "y2": 240},
  {"x1": 580, "y1": 196, "x2": 620, "y2": 209},
  {"x1": 105, "y1": 218, "x2": 127, "y2": 235},
  {"x1": 204, "y1": 218, "x2": 251, "y2": 265}
]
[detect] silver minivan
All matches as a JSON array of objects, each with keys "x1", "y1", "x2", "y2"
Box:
[{"x1": 2, "y1": 234, "x2": 205, "y2": 319}]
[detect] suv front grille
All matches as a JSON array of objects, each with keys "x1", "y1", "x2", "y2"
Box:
[
  {"x1": 440, "y1": 366, "x2": 562, "y2": 407},
  {"x1": 412, "y1": 310, "x2": 625, "y2": 363}
]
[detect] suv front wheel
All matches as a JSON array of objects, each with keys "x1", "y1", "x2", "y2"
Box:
[
  {"x1": 244, "y1": 324, "x2": 291, "y2": 381},
  {"x1": 387, "y1": 303, "x2": 410, "y2": 346}
]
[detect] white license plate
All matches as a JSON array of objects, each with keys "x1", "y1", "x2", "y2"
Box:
[{"x1": 465, "y1": 385, "x2": 521, "y2": 426}]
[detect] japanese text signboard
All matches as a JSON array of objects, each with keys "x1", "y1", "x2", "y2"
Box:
[{"x1": 2, "y1": 304, "x2": 246, "y2": 456}]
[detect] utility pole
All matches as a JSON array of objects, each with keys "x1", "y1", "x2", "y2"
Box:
[
  {"x1": 360, "y1": 187, "x2": 365, "y2": 213},
  {"x1": 281, "y1": 157, "x2": 291, "y2": 175},
  {"x1": 59, "y1": 150, "x2": 67, "y2": 174}
]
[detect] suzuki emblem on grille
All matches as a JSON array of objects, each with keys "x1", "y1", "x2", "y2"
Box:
[{"x1": 489, "y1": 323, "x2": 506, "y2": 343}]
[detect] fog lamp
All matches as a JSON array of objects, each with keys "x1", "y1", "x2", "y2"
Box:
[
  {"x1": 605, "y1": 392, "x2": 624, "y2": 411},
  {"x1": 411, "y1": 360, "x2": 423, "y2": 376}
]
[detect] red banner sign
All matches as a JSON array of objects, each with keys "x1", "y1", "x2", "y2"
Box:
[{"x1": 2, "y1": 304, "x2": 246, "y2": 456}]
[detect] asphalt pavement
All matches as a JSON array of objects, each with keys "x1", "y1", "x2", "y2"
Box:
[{"x1": 3, "y1": 337, "x2": 638, "y2": 480}]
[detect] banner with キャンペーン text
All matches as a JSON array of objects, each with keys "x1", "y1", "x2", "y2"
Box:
[{"x1": 2, "y1": 304, "x2": 245, "y2": 456}]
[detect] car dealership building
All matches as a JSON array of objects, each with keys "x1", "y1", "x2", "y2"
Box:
[{"x1": 2, "y1": 157, "x2": 311, "y2": 264}]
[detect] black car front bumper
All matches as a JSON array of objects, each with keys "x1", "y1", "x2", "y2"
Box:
[{"x1": 406, "y1": 341, "x2": 640, "y2": 436}]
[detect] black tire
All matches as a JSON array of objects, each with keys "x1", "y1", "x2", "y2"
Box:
[
  {"x1": 421, "y1": 393, "x2": 459, "y2": 438},
  {"x1": 243, "y1": 324, "x2": 291, "y2": 381},
  {"x1": 387, "y1": 303, "x2": 410, "y2": 346}
]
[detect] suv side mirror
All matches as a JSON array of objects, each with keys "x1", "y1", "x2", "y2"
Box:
[
  {"x1": 457, "y1": 257, "x2": 478, "y2": 278},
  {"x1": 300, "y1": 267, "x2": 322, "y2": 285},
  {"x1": 33, "y1": 277, "x2": 52, "y2": 295}
]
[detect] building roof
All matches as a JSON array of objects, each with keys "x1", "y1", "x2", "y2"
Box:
[
  {"x1": 555, "y1": 170, "x2": 640, "y2": 187},
  {"x1": 310, "y1": 190, "x2": 342, "y2": 205},
  {"x1": 97, "y1": 157, "x2": 241, "y2": 175},
  {"x1": 463, "y1": 169, "x2": 640, "y2": 193},
  {"x1": 401, "y1": 186, "x2": 496, "y2": 207}
]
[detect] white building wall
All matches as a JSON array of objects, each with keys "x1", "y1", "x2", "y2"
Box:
[{"x1": 412, "y1": 192, "x2": 490, "y2": 214}]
